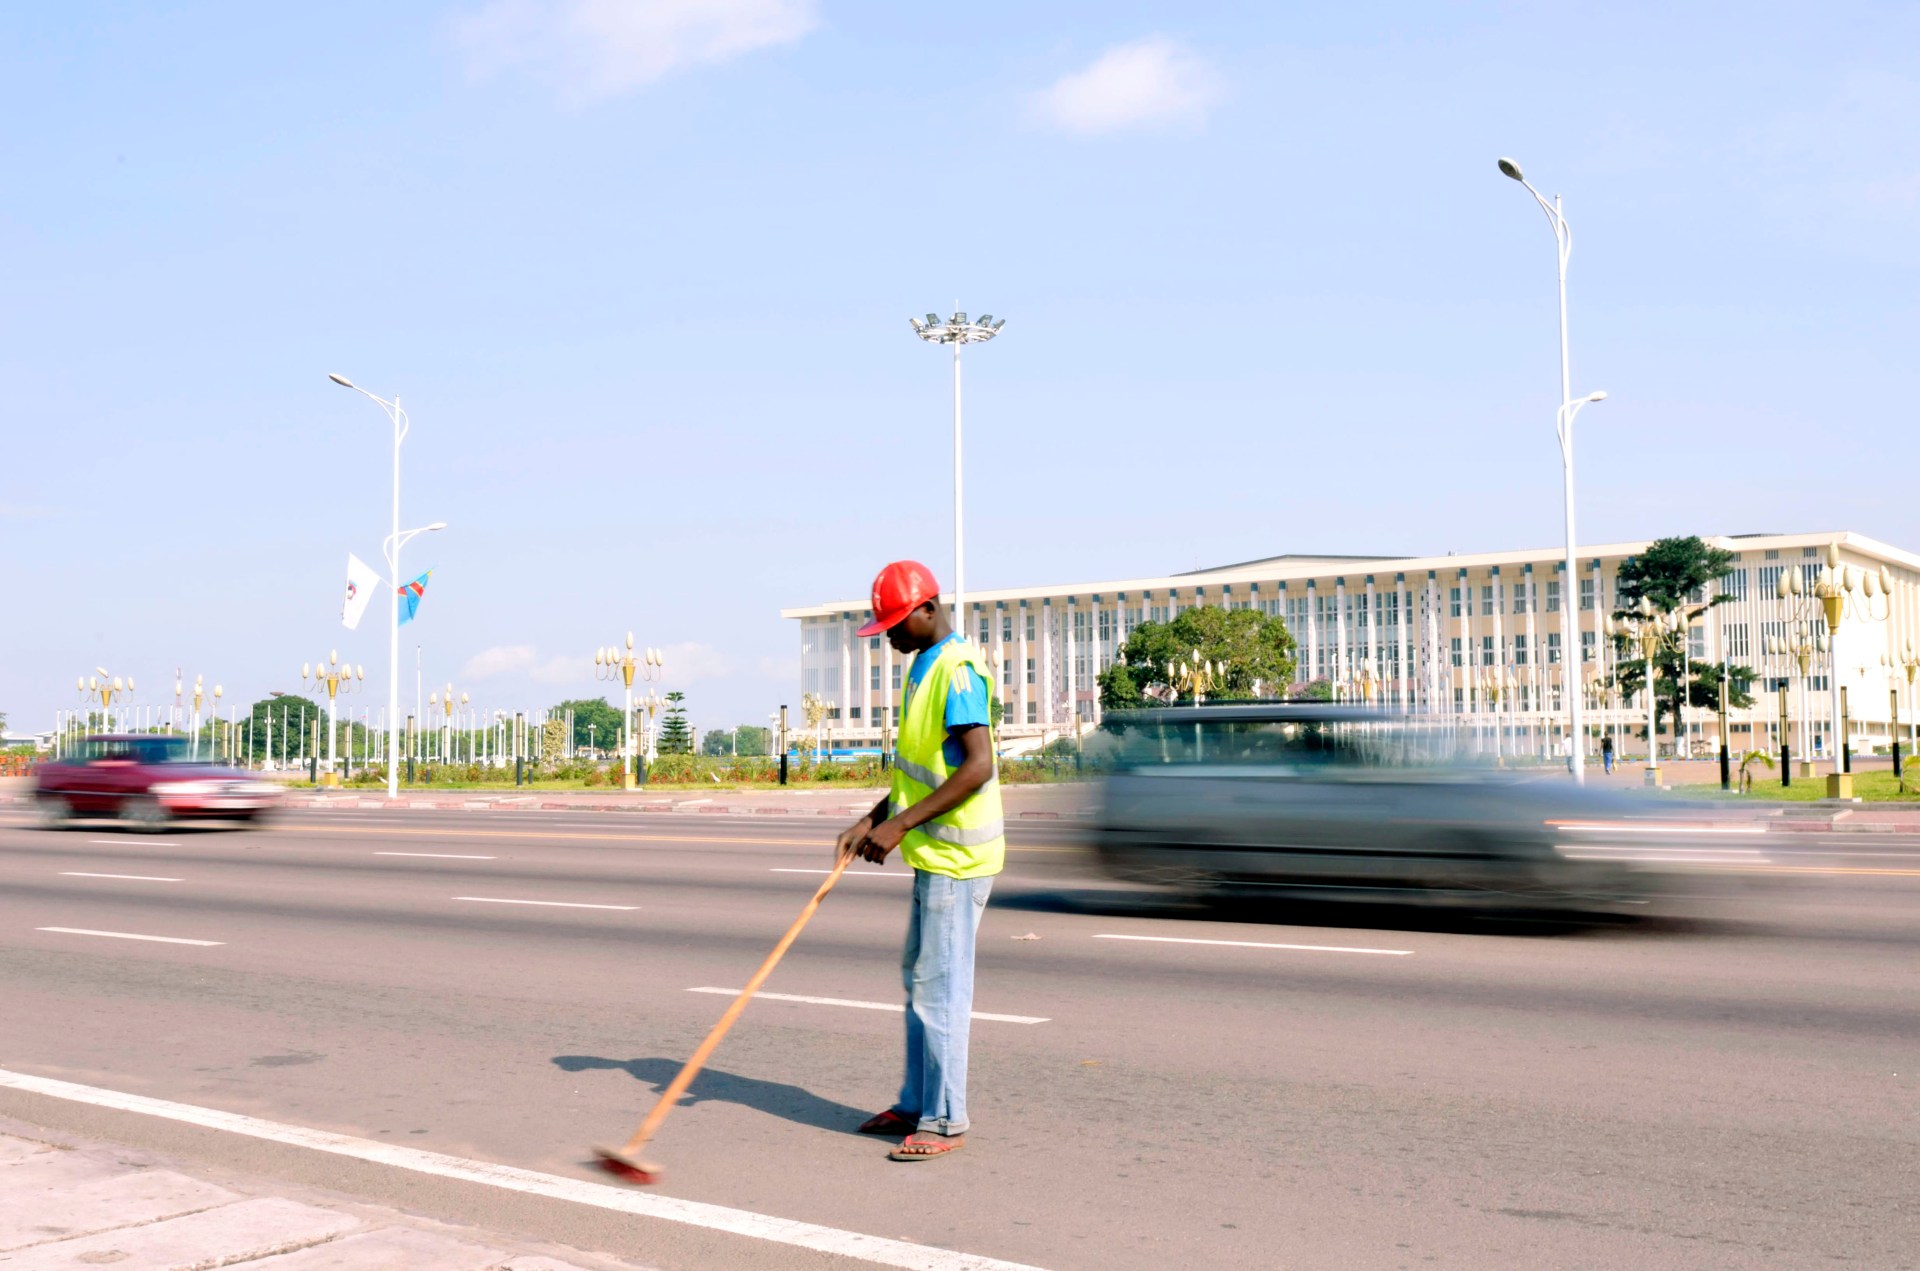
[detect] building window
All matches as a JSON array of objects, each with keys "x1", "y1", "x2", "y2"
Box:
[
  {"x1": 891, "y1": 664, "x2": 902, "y2": 691},
  {"x1": 1689, "y1": 627, "x2": 1706, "y2": 660},
  {"x1": 1580, "y1": 578, "x2": 1596, "y2": 611},
  {"x1": 1757, "y1": 565, "x2": 1784, "y2": 595},
  {"x1": 1803, "y1": 547, "x2": 1819, "y2": 557},
  {"x1": 978, "y1": 619, "x2": 990, "y2": 645},
  {"x1": 1513, "y1": 637, "x2": 1529, "y2": 666},
  {"x1": 1480, "y1": 635, "x2": 1495, "y2": 665},
  {"x1": 849, "y1": 706, "x2": 862, "y2": 720},
  {"x1": 1514, "y1": 585, "x2": 1529, "y2": 615},
  {"x1": 1546, "y1": 581, "x2": 1562, "y2": 613},
  {"x1": 1723, "y1": 569, "x2": 1749, "y2": 601},
  {"x1": 1450, "y1": 637, "x2": 1464, "y2": 667},
  {"x1": 1481, "y1": 586, "x2": 1495, "y2": 616},
  {"x1": 891, "y1": 705, "x2": 900, "y2": 724},
  {"x1": 1026, "y1": 657, "x2": 1036, "y2": 685},
  {"x1": 870, "y1": 664, "x2": 881, "y2": 691},
  {"x1": 1547, "y1": 632, "x2": 1563, "y2": 663},
  {"x1": 1726, "y1": 623, "x2": 1751, "y2": 658},
  {"x1": 1025, "y1": 611, "x2": 1036, "y2": 641},
  {"x1": 1026, "y1": 701, "x2": 1037, "y2": 723},
  {"x1": 828, "y1": 707, "x2": 841, "y2": 720},
  {"x1": 1581, "y1": 630, "x2": 1596, "y2": 662},
  {"x1": 1449, "y1": 587, "x2": 1462, "y2": 618}
]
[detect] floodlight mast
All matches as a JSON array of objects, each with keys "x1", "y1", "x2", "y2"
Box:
[{"x1": 908, "y1": 311, "x2": 1005, "y2": 630}]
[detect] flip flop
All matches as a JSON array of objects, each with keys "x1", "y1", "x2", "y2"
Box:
[
  {"x1": 889, "y1": 1134, "x2": 963, "y2": 1161},
  {"x1": 858, "y1": 1109, "x2": 919, "y2": 1136}
]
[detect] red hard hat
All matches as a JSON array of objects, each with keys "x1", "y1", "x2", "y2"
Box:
[{"x1": 856, "y1": 560, "x2": 941, "y2": 637}]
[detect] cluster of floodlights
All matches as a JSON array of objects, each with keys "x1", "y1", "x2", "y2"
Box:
[{"x1": 909, "y1": 312, "x2": 1005, "y2": 344}]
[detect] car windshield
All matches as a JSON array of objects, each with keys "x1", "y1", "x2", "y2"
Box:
[
  {"x1": 78, "y1": 736, "x2": 197, "y2": 765},
  {"x1": 1103, "y1": 716, "x2": 1463, "y2": 769}
]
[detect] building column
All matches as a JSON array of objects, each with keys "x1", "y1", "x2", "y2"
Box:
[
  {"x1": 1063, "y1": 598, "x2": 1077, "y2": 726},
  {"x1": 1396, "y1": 574, "x2": 1411, "y2": 708}
]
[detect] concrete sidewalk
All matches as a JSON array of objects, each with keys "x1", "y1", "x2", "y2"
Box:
[{"x1": 0, "y1": 1121, "x2": 648, "y2": 1271}]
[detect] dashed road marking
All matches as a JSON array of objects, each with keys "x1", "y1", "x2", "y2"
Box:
[
  {"x1": 687, "y1": 986, "x2": 1048, "y2": 1024},
  {"x1": 36, "y1": 927, "x2": 223, "y2": 946},
  {"x1": 453, "y1": 896, "x2": 637, "y2": 910},
  {"x1": 59, "y1": 872, "x2": 182, "y2": 882},
  {"x1": 1093, "y1": 933, "x2": 1412, "y2": 956}
]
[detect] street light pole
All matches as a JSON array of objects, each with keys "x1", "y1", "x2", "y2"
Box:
[
  {"x1": 911, "y1": 310, "x2": 1005, "y2": 631},
  {"x1": 1498, "y1": 157, "x2": 1606, "y2": 783},
  {"x1": 331, "y1": 374, "x2": 444, "y2": 799}
]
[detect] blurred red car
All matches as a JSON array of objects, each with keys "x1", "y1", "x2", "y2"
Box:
[{"x1": 34, "y1": 735, "x2": 282, "y2": 830}]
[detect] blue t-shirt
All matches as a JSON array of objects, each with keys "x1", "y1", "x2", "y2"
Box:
[{"x1": 907, "y1": 634, "x2": 991, "y2": 768}]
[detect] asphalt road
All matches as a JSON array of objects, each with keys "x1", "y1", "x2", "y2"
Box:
[{"x1": 0, "y1": 804, "x2": 1915, "y2": 1269}]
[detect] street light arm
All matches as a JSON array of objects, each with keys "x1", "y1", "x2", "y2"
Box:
[{"x1": 334, "y1": 378, "x2": 411, "y2": 446}]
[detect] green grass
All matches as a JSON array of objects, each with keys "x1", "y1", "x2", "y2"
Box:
[{"x1": 1676, "y1": 768, "x2": 1920, "y2": 802}]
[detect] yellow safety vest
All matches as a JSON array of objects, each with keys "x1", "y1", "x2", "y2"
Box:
[{"x1": 892, "y1": 638, "x2": 1005, "y2": 879}]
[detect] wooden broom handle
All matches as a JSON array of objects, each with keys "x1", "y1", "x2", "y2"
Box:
[{"x1": 618, "y1": 852, "x2": 855, "y2": 1156}]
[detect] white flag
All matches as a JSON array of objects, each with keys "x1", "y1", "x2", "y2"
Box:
[{"x1": 342, "y1": 553, "x2": 382, "y2": 630}]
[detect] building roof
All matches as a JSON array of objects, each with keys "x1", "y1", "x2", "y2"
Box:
[{"x1": 781, "y1": 530, "x2": 1920, "y2": 619}]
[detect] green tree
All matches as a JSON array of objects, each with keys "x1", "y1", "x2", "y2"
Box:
[
  {"x1": 658, "y1": 691, "x2": 693, "y2": 755},
  {"x1": 550, "y1": 697, "x2": 627, "y2": 754},
  {"x1": 1609, "y1": 536, "x2": 1754, "y2": 733},
  {"x1": 1098, "y1": 605, "x2": 1299, "y2": 711},
  {"x1": 241, "y1": 695, "x2": 322, "y2": 762},
  {"x1": 0, "y1": 709, "x2": 8, "y2": 735},
  {"x1": 701, "y1": 728, "x2": 734, "y2": 756},
  {"x1": 734, "y1": 724, "x2": 770, "y2": 756}
]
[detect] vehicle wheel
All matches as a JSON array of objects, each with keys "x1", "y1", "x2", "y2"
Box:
[
  {"x1": 36, "y1": 797, "x2": 73, "y2": 831},
  {"x1": 122, "y1": 798, "x2": 172, "y2": 834}
]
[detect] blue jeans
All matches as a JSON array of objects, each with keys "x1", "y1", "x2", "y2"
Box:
[{"x1": 896, "y1": 870, "x2": 993, "y2": 1136}]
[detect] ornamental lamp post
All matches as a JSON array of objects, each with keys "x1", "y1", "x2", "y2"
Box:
[
  {"x1": 77, "y1": 670, "x2": 135, "y2": 736},
  {"x1": 1809, "y1": 544, "x2": 1891, "y2": 797},
  {"x1": 303, "y1": 652, "x2": 365, "y2": 783},
  {"x1": 427, "y1": 684, "x2": 467, "y2": 766},
  {"x1": 1611, "y1": 598, "x2": 1667, "y2": 785},
  {"x1": 595, "y1": 637, "x2": 662, "y2": 790},
  {"x1": 909, "y1": 309, "x2": 1005, "y2": 628}
]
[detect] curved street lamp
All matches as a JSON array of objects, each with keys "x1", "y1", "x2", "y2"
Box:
[{"x1": 1497, "y1": 156, "x2": 1607, "y2": 782}]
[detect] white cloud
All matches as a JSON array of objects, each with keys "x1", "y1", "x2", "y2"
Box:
[
  {"x1": 459, "y1": 644, "x2": 593, "y2": 684},
  {"x1": 657, "y1": 641, "x2": 734, "y2": 684},
  {"x1": 1032, "y1": 37, "x2": 1222, "y2": 136},
  {"x1": 453, "y1": 0, "x2": 819, "y2": 101}
]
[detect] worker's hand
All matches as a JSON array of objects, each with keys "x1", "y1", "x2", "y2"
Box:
[
  {"x1": 857, "y1": 817, "x2": 906, "y2": 864},
  {"x1": 834, "y1": 817, "x2": 873, "y2": 864}
]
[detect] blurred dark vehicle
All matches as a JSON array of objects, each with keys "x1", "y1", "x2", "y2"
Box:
[
  {"x1": 1092, "y1": 705, "x2": 1681, "y2": 913},
  {"x1": 34, "y1": 735, "x2": 282, "y2": 831}
]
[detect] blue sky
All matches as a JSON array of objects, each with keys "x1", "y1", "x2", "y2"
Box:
[{"x1": 4, "y1": 1, "x2": 1918, "y2": 735}]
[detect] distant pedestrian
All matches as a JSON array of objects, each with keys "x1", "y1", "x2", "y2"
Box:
[
  {"x1": 837, "y1": 560, "x2": 1003, "y2": 1164},
  {"x1": 1601, "y1": 734, "x2": 1615, "y2": 775}
]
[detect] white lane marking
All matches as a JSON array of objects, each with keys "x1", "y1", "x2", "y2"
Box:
[
  {"x1": 36, "y1": 927, "x2": 222, "y2": 946},
  {"x1": 376, "y1": 851, "x2": 497, "y2": 859},
  {"x1": 453, "y1": 896, "x2": 637, "y2": 911},
  {"x1": 770, "y1": 868, "x2": 910, "y2": 878},
  {"x1": 1093, "y1": 933, "x2": 1412, "y2": 957},
  {"x1": 687, "y1": 987, "x2": 1048, "y2": 1024},
  {"x1": 59, "y1": 872, "x2": 182, "y2": 882},
  {"x1": 1552, "y1": 823, "x2": 1768, "y2": 835},
  {"x1": 89, "y1": 838, "x2": 182, "y2": 846},
  {"x1": 0, "y1": 1068, "x2": 1043, "y2": 1271}
]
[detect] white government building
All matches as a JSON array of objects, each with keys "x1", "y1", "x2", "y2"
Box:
[{"x1": 782, "y1": 531, "x2": 1920, "y2": 759}]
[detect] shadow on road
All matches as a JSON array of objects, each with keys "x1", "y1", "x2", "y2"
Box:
[{"x1": 552, "y1": 1055, "x2": 871, "y2": 1135}]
